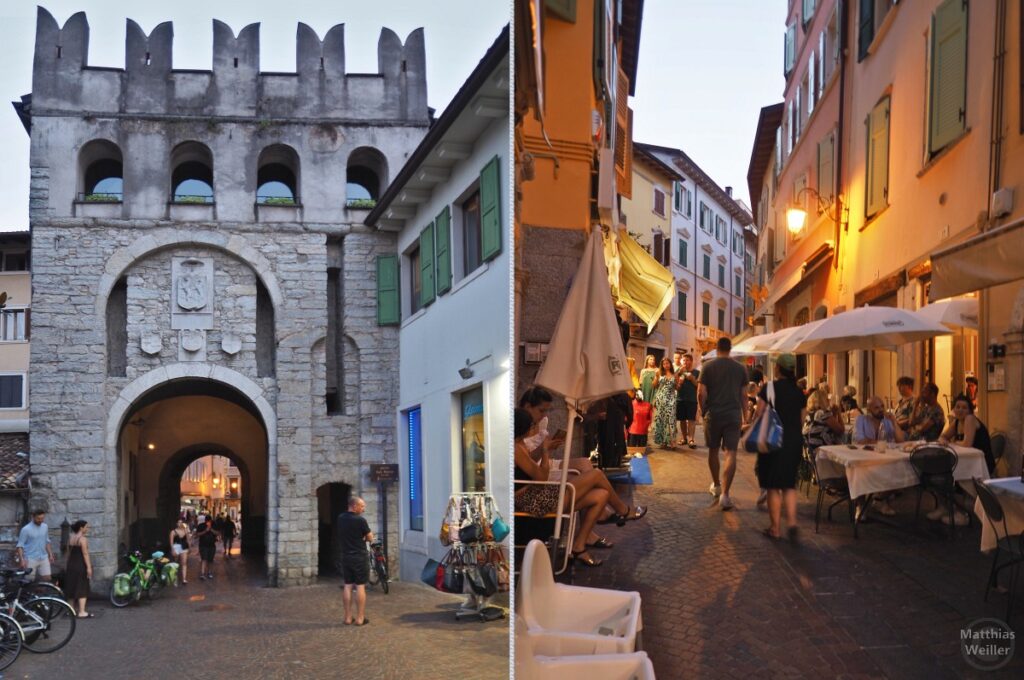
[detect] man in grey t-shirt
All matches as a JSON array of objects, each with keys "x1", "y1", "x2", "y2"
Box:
[{"x1": 698, "y1": 337, "x2": 749, "y2": 510}]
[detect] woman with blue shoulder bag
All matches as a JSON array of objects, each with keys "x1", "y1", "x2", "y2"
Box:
[{"x1": 748, "y1": 353, "x2": 806, "y2": 543}]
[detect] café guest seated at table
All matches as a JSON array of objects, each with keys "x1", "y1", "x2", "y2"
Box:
[
  {"x1": 939, "y1": 393, "x2": 995, "y2": 473},
  {"x1": 907, "y1": 383, "x2": 945, "y2": 441},
  {"x1": 853, "y1": 396, "x2": 906, "y2": 445}
]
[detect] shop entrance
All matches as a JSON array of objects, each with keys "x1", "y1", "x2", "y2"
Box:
[{"x1": 316, "y1": 482, "x2": 352, "y2": 576}]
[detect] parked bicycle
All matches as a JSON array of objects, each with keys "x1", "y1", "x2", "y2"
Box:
[
  {"x1": 366, "y1": 541, "x2": 389, "y2": 594},
  {"x1": 0, "y1": 569, "x2": 76, "y2": 654},
  {"x1": 0, "y1": 610, "x2": 23, "y2": 671},
  {"x1": 110, "y1": 550, "x2": 177, "y2": 608}
]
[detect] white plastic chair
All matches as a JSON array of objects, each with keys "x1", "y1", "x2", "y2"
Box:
[
  {"x1": 519, "y1": 539, "x2": 643, "y2": 655},
  {"x1": 516, "y1": 618, "x2": 656, "y2": 679}
]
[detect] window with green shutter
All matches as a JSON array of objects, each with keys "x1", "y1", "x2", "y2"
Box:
[
  {"x1": 376, "y1": 254, "x2": 400, "y2": 325},
  {"x1": 678, "y1": 292, "x2": 687, "y2": 321},
  {"x1": 717, "y1": 308, "x2": 725, "y2": 331},
  {"x1": 865, "y1": 96, "x2": 891, "y2": 218},
  {"x1": 928, "y1": 0, "x2": 967, "y2": 155},
  {"x1": 718, "y1": 264, "x2": 725, "y2": 288},
  {"x1": 678, "y1": 239, "x2": 687, "y2": 267},
  {"x1": 419, "y1": 222, "x2": 436, "y2": 308},
  {"x1": 858, "y1": 0, "x2": 875, "y2": 61},
  {"x1": 702, "y1": 302, "x2": 710, "y2": 326},
  {"x1": 435, "y1": 206, "x2": 452, "y2": 294},
  {"x1": 817, "y1": 131, "x2": 835, "y2": 205},
  {"x1": 479, "y1": 156, "x2": 502, "y2": 261},
  {"x1": 702, "y1": 254, "x2": 711, "y2": 279}
]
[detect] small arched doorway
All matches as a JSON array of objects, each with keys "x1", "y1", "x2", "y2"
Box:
[
  {"x1": 117, "y1": 378, "x2": 269, "y2": 570},
  {"x1": 316, "y1": 482, "x2": 352, "y2": 576}
]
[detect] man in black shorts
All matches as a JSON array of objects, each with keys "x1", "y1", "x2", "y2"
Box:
[
  {"x1": 675, "y1": 354, "x2": 700, "y2": 448},
  {"x1": 698, "y1": 337, "x2": 748, "y2": 511},
  {"x1": 196, "y1": 518, "x2": 217, "y2": 579},
  {"x1": 338, "y1": 497, "x2": 374, "y2": 626}
]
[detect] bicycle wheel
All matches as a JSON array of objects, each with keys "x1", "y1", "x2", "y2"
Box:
[
  {"x1": 109, "y1": 575, "x2": 135, "y2": 608},
  {"x1": 147, "y1": 574, "x2": 163, "y2": 600},
  {"x1": 374, "y1": 559, "x2": 389, "y2": 594},
  {"x1": 18, "y1": 597, "x2": 76, "y2": 654},
  {"x1": 0, "y1": 612, "x2": 23, "y2": 671},
  {"x1": 21, "y1": 581, "x2": 64, "y2": 601},
  {"x1": 366, "y1": 553, "x2": 380, "y2": 586}
]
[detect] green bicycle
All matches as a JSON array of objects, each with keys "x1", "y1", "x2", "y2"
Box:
[{"x1": 110, "y1": 550, "x2": 176, "y2": 607}]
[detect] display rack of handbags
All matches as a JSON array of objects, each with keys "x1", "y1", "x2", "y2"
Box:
[{"x1": 421, "y1": 492, "x2": 509, "y2": 622}]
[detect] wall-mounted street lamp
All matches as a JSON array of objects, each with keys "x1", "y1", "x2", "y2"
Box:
[{"x1": 786, "y1": 186, "x2": 848, "y2": 235}]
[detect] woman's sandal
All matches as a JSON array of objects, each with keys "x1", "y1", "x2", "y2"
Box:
[
  {"x1": 599, "y1": 505, "x2": 649, "y2": 527},
  {"x1": 586, "y1": 537, "x2": 615, "y2": 549},
  {"x1": 571, "y1": 550, "x2": 604, "y2": 567},
  {"x1": 761, "y1": 528, "x2": 781, "y2": 540}
]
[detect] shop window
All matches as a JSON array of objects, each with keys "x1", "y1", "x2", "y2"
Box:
[
  {"x1": 407, "y1": 407, "x2": 423, "y2": 531},
  {"x1": 460, "y1": 387, "x2": 485, "y2": 492}
]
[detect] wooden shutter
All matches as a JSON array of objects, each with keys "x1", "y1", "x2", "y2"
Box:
[
  {"x1": 678, "y1": 239, "x2": 687, "y2": 267},
  {"x1": 808, "y1": 55, "x2": 816, "y2": 114},
  {"x1": 858, "y1": 0, "x2": 874, "y2": 61},
  {"x1": 23, "y1": 308, "x2": 30, "y2": 340},
  {"x1": 678, "y1": 292, "x2": 686, "y2": 321},
  {"x1": 929, "y1": 0, "x2": 968, "y2": 154},
  {"x1": 614, "y1": 66, "x2": 633, "y2": 200},
  {"x1": 435, "y1": 206, "x2": 452, "y2": 295},
  {"x1": 480, "y1": 155, "x2": 502, "y2": 261},
  {"x1": 654, "y1": 189, "x2": 665, "y2": 216},
  {"x1": 784, "y1": 22, "x2": 796, "y2": 76},
  {"x1": 653, "y1": 232, "x2": 664, "y2": 264},
  {"x1": 866, "y1": 97, "x2": 890, "y2": 217},
  {"x1": 817, "y1": 131, "x2": 834, "y2": 205},
  {"x1": 376, "y1": 255, "x2": 400, "y2": 325},
  {"x1": 419, "y1": 222, "x2": 436, "y2": 308}
]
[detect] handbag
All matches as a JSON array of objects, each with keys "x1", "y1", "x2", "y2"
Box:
[
  {"x1": 488, "y1": 497, "x2": 510, "y2": 542},
  {"x1": 490, "y1": 547, "x2": 510, "y2": 592},
  {"x1": 464, "y1": 548, "x2": 496, "y2": 597},
  {"x1": 442, "y1": 549, "x2": 464, "y2": 593},
  {"x1": 744, "y1": 381, "x2": 784, "y2": 454},
  {"x1": 421, "y1": 558, "x2": 442, "y2": 588},
  {"x1": 439, "y1": 498, "x2": 456, "y2": 546},
  {"x1": 458, "y1": 499, "x2": 484, "y2": 543}
]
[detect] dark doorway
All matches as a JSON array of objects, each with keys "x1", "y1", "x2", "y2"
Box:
[{"x1": 317, "y1": 482, "x2": 352, "y2": 576}]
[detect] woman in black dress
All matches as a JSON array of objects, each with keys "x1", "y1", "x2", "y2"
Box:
[
  {"x1": 751, "y1": 354, "x2": 806, "y2": 542},
  {"x1": 64, "y1": 520, "x2": 93, "y2": 618}
]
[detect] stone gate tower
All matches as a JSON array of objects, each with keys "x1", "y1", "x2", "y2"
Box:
[{"x1": 18, "y1": 7, "x2": 428, "y2": 585}]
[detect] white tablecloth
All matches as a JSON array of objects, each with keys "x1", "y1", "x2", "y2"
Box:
[
  {"x1": 816, "y1": 444, "x2": 990, "y2": 500},
  {"x1": 974, "y1": 477, "x2": 1024, "y2": 552}
]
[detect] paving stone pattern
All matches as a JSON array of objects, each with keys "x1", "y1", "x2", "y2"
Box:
[
  {"x1": 570, "y1": 439, "x2": 1024, "y2": 679},
  {"x1": 8, "y1": 550, "x2": 508, "y2": 680}
]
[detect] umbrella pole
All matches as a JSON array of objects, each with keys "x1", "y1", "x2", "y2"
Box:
[{"x1": 552, "y1": 399, "x2": 578, "y2": 560}]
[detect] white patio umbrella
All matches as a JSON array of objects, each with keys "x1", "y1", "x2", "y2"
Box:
[
  {"x1": 792, "y1": 305, "x2": 952, "y2": 354},
  {"x1": 916, "y1": 297, "x2": 978, "y2": 329},
  {"x1": 702, "y1": 348, "x2": 761, "y2": 361},
  {"x1": 535, "y1": 227, "x2": 633, "y2": 543},
  {"x1": 736, "y1": 327, "x2": 795, "y2": 353},
  {"x1": 769, "y1": 319, "x2": 827, "y2": 353}
]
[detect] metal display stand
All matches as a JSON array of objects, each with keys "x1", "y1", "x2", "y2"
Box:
[{"x1": 444, "y1": 492, "x2": 508, "y2": 623}]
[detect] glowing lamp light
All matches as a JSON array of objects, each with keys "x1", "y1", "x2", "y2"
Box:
[
  {"x1": 212, "y1": 475, "x2": 219, "y2": 487},
  {"x1": 230, "y1": 480, "x2": 238, "y2": 490},
  {"x1": 146, "y1": 443, "x2": 156, "y2": 451},
  {"x1": 786, "y1": 207, "x2": 807, "y2": 234}
]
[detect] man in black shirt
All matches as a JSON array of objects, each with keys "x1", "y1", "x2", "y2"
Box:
[{"x1": 338, "y1": 497, "x2": 374, "y2": 626}]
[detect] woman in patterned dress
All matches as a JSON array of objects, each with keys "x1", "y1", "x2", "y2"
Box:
[{"x1": 651, "y1": 358, "x2": 678, "y2": 448}]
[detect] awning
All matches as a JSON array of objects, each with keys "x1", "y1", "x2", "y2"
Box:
[
  {"x1": 930, "y1": 218, "x2": 1024, "y2": 300},
  {"x1": 611, "y1": 229, "x2": 675, "y2": 333},
  {"x1": 754, "y1": 241, "x2": 834, "y2": 318}
]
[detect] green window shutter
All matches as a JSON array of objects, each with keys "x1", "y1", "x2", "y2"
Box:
[
  {"x1": 817, "y1": 132, "x2": 834, "y2": 204},
  {"x1": 678, "y1": 292, "x2": 687, "y2": 321},
  {"x1": 702, "y1": 302, "x2": 710, "y2": 326},
  {"x1": 678, "y1": 240, "x2": 687, "y2": 267},
  {"x1": 376, "y1": 254, "x2": 400, "y2": 326},
  {"x1": 419, "y1": 222, "x2": 436, "y2": 308},
  {"x1": 479, "y1": 155, "x2": 502, "y2": 261},
  {"x1": 929, "y1": 0, "x2": 967, "y2": 155},
  {"x1": 858, "y1": 0, "x2": 875, "y2": 61},
  {"x1": 435, "y1": 206, "x2": 452, "y2": 295},
  {"x1": 866, "y1": 97, "x2": 890, "y2": 217}
]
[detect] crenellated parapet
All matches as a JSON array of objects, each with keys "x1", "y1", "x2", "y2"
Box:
[{"x1": 29, "y1": 7, "x2": 428, "y2": 122}]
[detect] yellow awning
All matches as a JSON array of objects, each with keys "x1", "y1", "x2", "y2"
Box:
[{"x1": 609, "y1": 229, "x2": 675, "y2": 333}]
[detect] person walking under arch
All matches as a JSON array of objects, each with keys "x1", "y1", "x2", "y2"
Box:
[
  {"x1": 220, "y1": 514, "x2": 236, "y2": 559},
  {"x1": 196, "y1": 517, "x2": 217, "y2": 580},
  {"x1": 338, "y1": 497, "x2": 373, "y2": 626},
  {"x1": 698, "y1": 337, "x2": 749, "y2": 510},
  {"x1": 170, "y1": 521, "x2": 190, "y2": 584}
]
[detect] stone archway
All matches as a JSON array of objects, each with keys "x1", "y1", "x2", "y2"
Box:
[{"x1": 108, "y1": 364, "x2": 278, "y2": 582}]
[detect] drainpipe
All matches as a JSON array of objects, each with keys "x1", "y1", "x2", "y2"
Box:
[{"x1": 834, "y1": 0, "x2": 848, "y2": 274}]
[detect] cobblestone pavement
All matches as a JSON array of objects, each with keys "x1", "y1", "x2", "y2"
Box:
[
  {"x1": 569, "y1": 439, "x2": 1024, "y2": 679},
  {"x1": 8, "y1": 550, "x2": 509, "y2": 680}
]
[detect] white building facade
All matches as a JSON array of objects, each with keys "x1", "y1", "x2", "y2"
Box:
[{"x1": 367, "y1": 31, "x2": 510, "y2": 582}]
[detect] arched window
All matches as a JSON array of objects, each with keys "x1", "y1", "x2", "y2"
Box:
[
  {"x1": 346, "y1": 147, "x2": 388, "y2": 208},
  {"x1": 79, "y1": 140, "x2": 123, "y2": 202},
  {"x1": 171, "y1": 142, "x2": 214, "y2": 204},
  {"x1": 257, "y1": 145, "x2": 300, "y2": 205}
]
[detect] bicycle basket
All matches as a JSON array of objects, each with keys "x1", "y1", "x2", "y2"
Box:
[{"x1": 113, "y1": 573, "x2": 132, "y2": 597}]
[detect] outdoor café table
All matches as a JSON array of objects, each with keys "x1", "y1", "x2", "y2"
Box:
[
  {"x1": 815, "y1": 443, "x2": 990, "y2": 537},
  {"x1": 974, "y1": 477, "x2": 1024, "y2": 552}
]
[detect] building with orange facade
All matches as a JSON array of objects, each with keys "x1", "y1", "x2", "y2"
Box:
[{"x1": 515, "y1": 0, "x2": 644, "y2": 395}]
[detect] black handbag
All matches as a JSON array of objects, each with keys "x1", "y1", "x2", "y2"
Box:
[
  {"x1": 442, "y1": 549, "x2": 463, "y2": 593},
  {"x1": 458, "y1": 521, "x2": 483, "y2": 544},
  {"x1": 478, "y1": 561, "x2": 500, "y2": 597}
]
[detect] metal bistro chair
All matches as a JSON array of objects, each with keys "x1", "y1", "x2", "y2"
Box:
[
  {"x1": 973, "y1": 477, "x2": 1024, "y2": 623},
  {"x1": 809, "y1": 448, "x2": 854, "y2": 533},
  {"x1": 909, "y1": 444, "x2": 959, "y2": 536},
  {"x1": 514, "y1": 479, "x2": 577, "y2": 578},
  {"x1": 990, "y1": 432, "x2": 1007, "y2": 470}
]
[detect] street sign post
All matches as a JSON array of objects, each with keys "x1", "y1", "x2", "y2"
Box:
[{"x1": 369, "y1": 464, "x2": 399, "y2": 562}]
